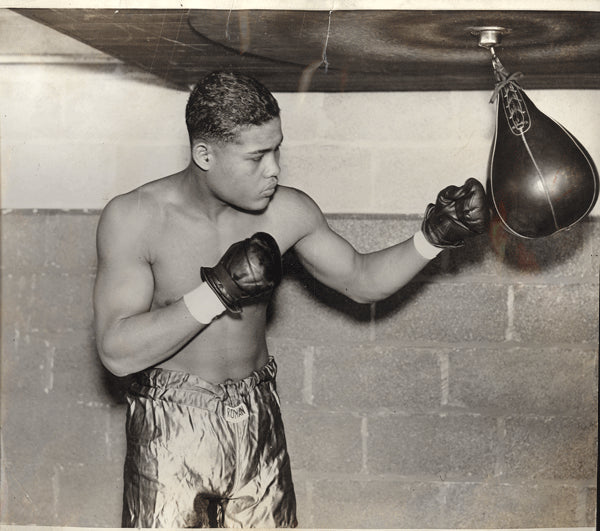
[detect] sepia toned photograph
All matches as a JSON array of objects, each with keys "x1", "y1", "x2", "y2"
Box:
[{"x1": 1, "y1": 1, "x2": 598, "y2": 529}]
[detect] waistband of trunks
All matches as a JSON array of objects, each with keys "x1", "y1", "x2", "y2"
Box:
[{"x1": 129, "y1": 356, "x2": 277, "y2": 408}]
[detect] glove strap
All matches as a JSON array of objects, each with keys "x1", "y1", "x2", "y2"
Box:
[
  {"x1": 183, "y1": 282, "x2": 227, "y2": 324},
  {"x1": 413, "y1": 230, "x2": 442, "y2": 260}
]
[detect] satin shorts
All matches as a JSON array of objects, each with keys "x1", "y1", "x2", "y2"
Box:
[{"x1": 122, "y1": 357, "x2": 297, "y2": 528}]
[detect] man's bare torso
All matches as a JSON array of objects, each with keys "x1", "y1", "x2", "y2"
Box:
[{"x1": 136, "y1": 173, "x2": 302, "y2": 382}]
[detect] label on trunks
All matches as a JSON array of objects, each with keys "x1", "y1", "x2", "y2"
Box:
[{"x1": 224, "y1": 402, "x2": 249, "y2": 423}]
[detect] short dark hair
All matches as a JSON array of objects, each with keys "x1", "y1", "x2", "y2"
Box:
[{"x1": 186, "y1": 72, "x2": 280, "y2": 144}]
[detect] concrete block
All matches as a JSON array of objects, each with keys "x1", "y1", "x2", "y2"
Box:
[
  {"x1": 1, "y1": 211, "x2": 47, "y2": 271},
  {"x1": 265, "y1": 339, "x2": 308, "y2": 406},
  {"x1": 326, "y1": 215, "x2": 421, "y2": 253},
  {"x1": 1, "y1": 211, "x2": 99, "y2": 272},
  {"x1": 313, "y1": 92, "x2": 416, "y2": 143},
  {"x1": 113, "y1": 143, "x2": 190, "y2": 193},
  {"x1": 0, "y1": 67, "x2": 68, "y2": 142},
  {"x1": 0, "y1": 461, "x2": 58, "y2": 525},
  {"x1": 2, "y1": 271, "x2": 94, "y2": 333},
  {"x1": 1, "y1": 325, "x2": 127, "y2": 407},
  {"x1": 310, "y1": 479, "x2": 445, "y2": 528},
  {"x1": 449, "y1": 347, "x2": 598, "y2": 417},
  {"x1": 51, "y1": 329, "x2": 128, "y2": 406},
  {"x1": 0, "y1": 330, "x2": 56, "y2": 394},
  {"x1": 106, "y1": 404, "x2": 128, "y2": 463},
  {"x1": 316, "y1": 91, "x2": 492, "y2": 145},
  {"x1": 287, "y1": 473, "x2": 309, "y2": 528},
  {"x1": 56, "y1": 461, "x2": 124, "y2": 527},
  {"x1": 2, "y1": 395, "x2": 115, "y2": 468},
  {"x1": 271, "y1": 92, "x2": 326, "y2": 143},
  {"x1": 487, "y1": 216, "x2": 598, "y2": 280},
  {"x1": 269, "y1": 272, "x2": 371, "y2": 344},
  {"x1": 58, "y1": 69, "x2": 188, "y2": 143},
  {"x1": 279, "y1": 144, "x2": 375, "y2": 213},
  {"x1": 372, "y1": 142, "x2": 491, "y2": 215},
  {"x1": 22, "y1": 272, "x2": 95, "y2": 332},
  {"x1": 1, "y1": 272, "x2": 39, "y2": 332},
  {"x1": 503, "y1": 416, "x2": 597, "y2": 480},
  {"x1": 283, "y1": 408, "x2": 363, "y2": 474},
  {"x1": 53, "y1": 405, "x2": 120, "y2": 467},
  {"x1": 513, "y1": 284, "x2": 599, "y2": 344},
  {"x1": 590, "y1": 216, "x2": 600, "y2": 278},
  {"x1": 320, "y1": 216, "x2": 597, "y2": 283},
  {"x1": 42, "y1": 212, "x2": 100, "y2": 271},
  {"x1": 374, "y1": 282, "x2": 508, "y2": 343},
  {"x1": 313, "y1": 345, "x2": 441, "y2": 412},
  {"x1": 322, "y1": 215, "x2": 600, "y2": 283},
  {"x1": 427, "y1": 233, "x2": 495, "y2": 281},
  {"x1": 586, "y1": 486, "x2": 597, "y2": 527},
  {"x1": 0, "y1": 323, "x2": 19, "y2": 378},
  {"x1": 368, "y1": 413, "x2": 496, "y2": 478},
  {"x1": 2, "y1": 140, "x2": 119, "y2": 209},
  {"x1": 444, "y1": 482, "x2": 579, "y2": 528}
]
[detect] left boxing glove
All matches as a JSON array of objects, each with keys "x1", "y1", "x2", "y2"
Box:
[
  {"x1": 422, "y1": 178, "x2": 489, "y2": 248},
  {"x1": 200, "y1": 232, "x2": 282, "y2": 313}
]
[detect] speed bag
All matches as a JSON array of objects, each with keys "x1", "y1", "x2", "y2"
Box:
[{"x1": 488, "y1": 80, "x2": 599, "y2": 238}]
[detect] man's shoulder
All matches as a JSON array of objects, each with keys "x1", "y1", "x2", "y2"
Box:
[
  {"x1": 266, "y1": 185, "x2": 326, "y2": 249},
  {"x1": 272, "y1": 185, "x2": 322, "y2": 218},
  {"x1": 101, "y1": 176, "x2": 174, "y2": 220},
  {"x1": 98, "y1": 177, "x2": 176, "y2": 240},
  {"x1": 101, "y1": 188, "x2": 152, "y2": 223}
]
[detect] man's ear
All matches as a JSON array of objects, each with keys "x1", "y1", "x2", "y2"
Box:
[{"x1": 191, "y1": 141, "x2": 211, "y2": 171}]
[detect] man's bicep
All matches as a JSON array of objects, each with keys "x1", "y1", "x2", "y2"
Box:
[
  {"x1": 93, "y1": 202, "x2": 155, "y2": 336},
  {"x1": 294, "y1": 221, "x2": 362, "y2": 292},
  {"x1": 94, "y1": 255, "x2": 154, "y2": 324}
]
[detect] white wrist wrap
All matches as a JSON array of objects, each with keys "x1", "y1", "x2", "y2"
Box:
[
  {"x1": 183, "y1": 282, "x2": 226, "y2": 324},
  {"x1": 413, "y1": 230, "x2": 442, "y2": 260}
]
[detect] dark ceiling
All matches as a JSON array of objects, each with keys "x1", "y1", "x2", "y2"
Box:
[{"x1": 14, "y1": 8, "x2": 600, "y2": 92}]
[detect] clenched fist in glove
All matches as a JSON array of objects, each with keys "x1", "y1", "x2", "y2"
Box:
[
  {"x1": 200, "y1": 232, "x2": 282, "y2": 314},
  {"x1": 422, "y1": 178, "x2": 489, "y2": 248}
]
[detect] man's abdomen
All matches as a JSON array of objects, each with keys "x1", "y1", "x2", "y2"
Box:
[{"x1": 157, "y1": 303, "x2": 270, "y2": 383}]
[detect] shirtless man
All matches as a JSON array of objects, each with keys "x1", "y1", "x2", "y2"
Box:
[{"x1": 93, "y1": 72, "x2": 488, "y2": 528}]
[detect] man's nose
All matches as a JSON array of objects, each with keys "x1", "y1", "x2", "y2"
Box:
[{"x1": 264, "y1": 152, "x2": 280, "y2": 179}]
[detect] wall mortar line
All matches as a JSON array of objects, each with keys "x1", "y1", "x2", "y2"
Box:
[{"x1": 506, "y1": 284, "x2": 515, "y2": 341}]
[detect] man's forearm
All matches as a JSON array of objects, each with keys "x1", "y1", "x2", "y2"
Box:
[
  {"x1": 350, "y1": 178, "x2": 489, "y2": 304},
  {"x1": 97, "y1": 299, "x2": 208, "y2": 376},
  {"x1": 350, "y1": 236, "x2": 434, "y2": 303}
]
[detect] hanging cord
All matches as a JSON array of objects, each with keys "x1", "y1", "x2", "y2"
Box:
[
  {"x1": 322, "y1": 9, "x2": 333, "y2": 73},
  {"x1": 488, "y1": 47, "x2": 524, "y2": 103},
  {"x1": 490, "y1": 71, "x2": 525, "y2": 103}
]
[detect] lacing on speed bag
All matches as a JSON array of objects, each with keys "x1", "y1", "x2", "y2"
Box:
[{"x1": 487, "y1": 57, "x2": 599, "y2": 239}]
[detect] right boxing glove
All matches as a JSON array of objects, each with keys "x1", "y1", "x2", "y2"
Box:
[
  {"x1": 200, "y1": 232, "x2": 282, "y2": 313},
  {"x1": 422, "y1": 178, "x2": 489, "y2": 248}
]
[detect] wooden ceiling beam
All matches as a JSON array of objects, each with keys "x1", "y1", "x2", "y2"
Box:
[{"x1": 13, "y1": 8, "x2": 600, "y2": 92}]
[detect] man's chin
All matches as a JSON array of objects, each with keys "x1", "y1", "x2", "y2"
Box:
[{"x1": 233, "y1": 198, "x2": 271, "y2": 215}]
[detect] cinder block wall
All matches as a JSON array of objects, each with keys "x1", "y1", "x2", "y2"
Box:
[
  {"x1": 1, "y1": 209, "x2": 597, "y2": 528},
  {"x1": 1, "y1": 9, "x2": 598, "y2": 528}
]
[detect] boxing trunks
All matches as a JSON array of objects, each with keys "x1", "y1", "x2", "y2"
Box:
[{"x1": 122, "y1": 357, "x2": 297, "y2": 528}]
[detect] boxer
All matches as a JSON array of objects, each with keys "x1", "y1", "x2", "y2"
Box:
[{"x1": 93, "y1": 71, "x2": 488, "y2": 528}]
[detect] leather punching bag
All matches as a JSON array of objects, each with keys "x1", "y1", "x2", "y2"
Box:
[{"x1": 487, "y1": 60, "x2": 599, "y2": 239}]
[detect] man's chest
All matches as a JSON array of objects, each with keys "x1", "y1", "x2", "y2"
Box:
[{"x1": 147, "y1": 216, "x2": 267, "y2": 306}]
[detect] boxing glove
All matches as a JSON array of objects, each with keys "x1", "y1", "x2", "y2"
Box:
[
  {"x1": 422, "y1": 178, "x2": 489, "y2": 248},
  {"x1": 200, "y1": 232, "x2": 282, "y2": 313}
]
